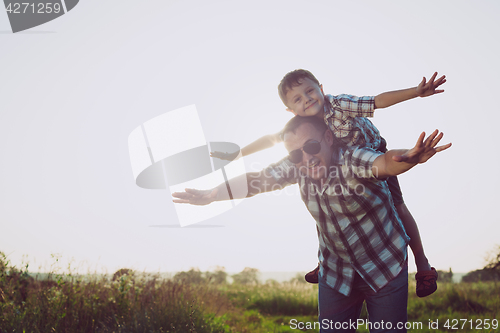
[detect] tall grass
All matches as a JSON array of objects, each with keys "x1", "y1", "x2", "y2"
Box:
[
  {"x1": 221, "y1": 282, "x2": 318, "y2": 316},
  {"x1": 1, "y1": 252, "x2": 499, "y2": 333},
  {"x1": 406, "y1": 279, "x2": 500, "y2": 332},
  {"x1": 0, "y1": 253, "x2": 231, "y2": 333}
]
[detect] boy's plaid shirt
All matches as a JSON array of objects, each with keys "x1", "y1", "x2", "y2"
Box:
[
  {"x1": 265, "y1": 147, "x2": 409, "y2": 296},
  {"x1": 324, "y1": 94, "x2": 382, "y2": 150}
]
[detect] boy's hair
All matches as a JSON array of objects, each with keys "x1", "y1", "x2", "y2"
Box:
[{"x1": 278, "y1": 69, "x2": 321, "y2": 107}]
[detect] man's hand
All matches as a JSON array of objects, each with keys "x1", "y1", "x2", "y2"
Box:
[
  {"x1": 210, "y1": 151, "x2": 240, "y2": 161},
  {"x1": 416, "y1": 72, "x2": 446, "y2": 97},
  {"x1": 172, "y1": 188, "x2": 218, "y2": 205},
  {"x1": 393, "y1": 130, "x2": 452, "y2": 164}
]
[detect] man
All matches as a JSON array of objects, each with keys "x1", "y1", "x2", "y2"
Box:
[{"x1": 173, "y1": 116, "x2": 451, "y2": 332}]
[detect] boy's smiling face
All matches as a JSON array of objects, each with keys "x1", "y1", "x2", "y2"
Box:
[{"x1": 285, "y1": 78, "x2": 325, "y2": 117}]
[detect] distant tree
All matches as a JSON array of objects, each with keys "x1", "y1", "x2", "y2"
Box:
[
  {"x1": 232, "y1": 267, "x2": 259, "y2": 285},
  {"x1": 173, "y1": 268, "x2": 205, "y2": 284},
  {"x1": 436, "y1": 268, "x2": 453, "y2": 283},
  {"x1": 485, "y1": 245, "x2": 500, "y2": 271},
  {"x1": 288, "y1": 272, "x2": 307, "y2": 284},
  {"x1": 205, "y1": 266, "x2": 228, "y2": 284},
  {"x1": 265, "y1": 279, "x2": 279, "y2": 285},
  {"x1": 462, "y1": 245, "x2": 500, "y2": 282},
  {"x1": 112, "y1": 268, "x2": 135, "y2": 282},
  {"x1": 461, "y1": 269, "x2": 499, "y2": 282}
]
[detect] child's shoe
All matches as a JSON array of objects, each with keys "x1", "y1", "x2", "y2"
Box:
[
  {"x1": 305, "y1": 264, "x2": 320, "y2": 284},
  {"x1": 415, "y1": 267, "x2": 438, "y2": 297}
]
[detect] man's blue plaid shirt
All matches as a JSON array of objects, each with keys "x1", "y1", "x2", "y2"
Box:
[{"x1": 266, "y1": 146, "x2": 409, "y2": 296}]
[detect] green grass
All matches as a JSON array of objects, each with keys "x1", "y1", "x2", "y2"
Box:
[
  {"x1": 1, "y1": 253, "x2": 499, "y2": 332},
  {"x1": 220, "y1": 282, "x2": 318, "y2": 316},
  {"x1": 217, "y1": 280, "x2": 500, "y2": 332},
  {"x1": 0, "y1": 260, "x2": 231, "y2": 332},
  {"x1": 214, "y1": 280, "x2": 500, "y2": 332},
  {"x1": 217, "y1": 282, "x2": 320, "y2": 333}
]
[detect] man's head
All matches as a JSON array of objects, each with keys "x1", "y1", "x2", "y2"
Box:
[
  {"x1": 282, "y1": 116, "x2": 334, "y2": 180},
  {"x1": 278, "y1": 69, "x2": 326, "y2": 117}
]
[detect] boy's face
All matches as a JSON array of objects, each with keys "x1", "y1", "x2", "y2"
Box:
[{"x1": 285, "y1": 78, "x2": 325, "y2": 117}]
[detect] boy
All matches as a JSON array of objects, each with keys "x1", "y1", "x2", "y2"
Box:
[{"x1": 211, "y1": 69, "x2": 446, "y2": 297}]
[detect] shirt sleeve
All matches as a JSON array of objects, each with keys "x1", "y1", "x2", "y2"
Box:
[
  {"x1": 342, "y1": 147, "x2": 383, "y2": 180},
  {"x1": 264, "y1": 156, "x2": 299, "y2": 187},
  {"x1": 325, "y1": 94, "x2": 376, "y2": 119}
]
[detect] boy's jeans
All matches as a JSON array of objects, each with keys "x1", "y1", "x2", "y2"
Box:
[{"x1": 318, "y1": 265, "x2": 408, "y2": 333}]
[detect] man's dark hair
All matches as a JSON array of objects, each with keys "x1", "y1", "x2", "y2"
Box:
[
  {"x1": 278, "y1": 69, "x2": 321, "y2": 107},
  {"x1": 282, "y1": 116, "x2": 346, "y2": 150},
  {"x1": 282, "y1": 115, "x2": 327, "y2": 138}
]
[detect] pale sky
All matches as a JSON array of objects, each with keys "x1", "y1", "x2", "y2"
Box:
[{"x1": 1, "y1": 0, "x2": 499, "y2": 275}]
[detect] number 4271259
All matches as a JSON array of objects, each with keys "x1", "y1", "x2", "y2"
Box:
[
  {"x1": 443, "y1": 319, "x2": 498, "y2": 330},
  {"x1": 6, "y1": 3, "x2": 62, "y2": 14}
]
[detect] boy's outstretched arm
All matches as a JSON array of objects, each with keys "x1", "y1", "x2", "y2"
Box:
[
  {"x1": 374, "y1": 72, "x2": 446, "y2": 109},
  {"x1": 372, "y1": 129, "x2": 451, "y2": 179}
]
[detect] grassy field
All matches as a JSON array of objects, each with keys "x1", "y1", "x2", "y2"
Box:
[
  {"x1": 210, "y1": 280, "x2": 500, "y2": 333},
  {"x1": 1, "y1": 256, "x2": 499, "y2": 332}
]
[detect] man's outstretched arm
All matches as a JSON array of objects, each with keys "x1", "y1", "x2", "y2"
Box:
[
  {"x1": 172, "y1": 170, "x2": 283, "y2": 206},
  {"x1": 373, "y1": 129, "x2": 452, "y2": 179},
  {"x1": 210, "y1": 132, "x2": 282, "y2": 161}
]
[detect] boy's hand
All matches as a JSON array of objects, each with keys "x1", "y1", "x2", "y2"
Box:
[
  {"x1": 172, "y1": 188, "x2": 218, "y2": 205},
  {"x1": 416, "y1": 72, "x2": 446, "y2": 97},
  {"x1": 210, "y1": 151, "x2": 240, "y2": 161},
  {"x1": 393, "y1": 130, "x2": 452, "y2": 164}
]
